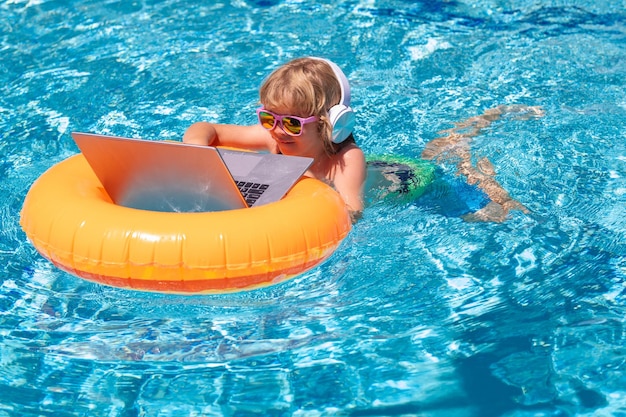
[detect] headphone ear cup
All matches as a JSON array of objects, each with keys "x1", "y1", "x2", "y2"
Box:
[{"x1": 328, "y1": 104, "x2": 356, "y2": 143}]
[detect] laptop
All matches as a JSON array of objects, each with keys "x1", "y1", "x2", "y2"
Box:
[{"x1": 71, "y1": 132, "x2": 313, "y2": 212}]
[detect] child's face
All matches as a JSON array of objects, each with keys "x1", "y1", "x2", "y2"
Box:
[{"x1": 264, "y1": 105, "x2": 326, "y2": 158}]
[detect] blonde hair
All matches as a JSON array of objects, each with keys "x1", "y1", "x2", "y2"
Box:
[{"x1": 259, "y1": 57, "x2": 346, "y2": 154}]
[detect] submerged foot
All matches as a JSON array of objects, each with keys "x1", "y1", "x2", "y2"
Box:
[
  {"x1": 462, "y1": 201, "x2": 508, "y2": 223},
  {"x1": 462, "y1": 199, "x2": 529, "y2": 223}
]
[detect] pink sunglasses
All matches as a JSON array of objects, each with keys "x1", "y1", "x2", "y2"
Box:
[{"x1": 256, "y1": 107, "x2": 319, "y2": 136}]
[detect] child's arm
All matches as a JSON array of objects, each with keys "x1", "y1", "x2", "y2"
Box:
[
  {"x1": 183, "y1": 122, "x2": 277, "y2": 152},
  {"x1": 333, "y1": 145, "x2": 367, "y2": 220}
]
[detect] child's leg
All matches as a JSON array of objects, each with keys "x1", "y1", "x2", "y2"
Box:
[{"x1": 422, "y1": 105, "x2": 544, "y2": 222}]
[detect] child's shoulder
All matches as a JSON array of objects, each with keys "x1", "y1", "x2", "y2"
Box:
[
  {"x1": 337, "y1": 142, "x2": 365, "y2": 162},
  {"x1": 332, "y1": 143, "x2": 366, "y2": 176},
  {"x1": 335, "y1": 140, "x2": 362, "y2": 154}
]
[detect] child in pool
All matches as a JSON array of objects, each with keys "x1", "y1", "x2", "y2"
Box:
[
  {"x1": 184, "y1": 57, "x2": 541, "y2": 223},
  {"x1": 183, "y1": 57, "x2": 367, "y2": 221}
]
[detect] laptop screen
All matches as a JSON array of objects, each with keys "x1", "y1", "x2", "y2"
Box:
[{"x1": 71, "y1": 132, "x2": 313, "y2": 213}]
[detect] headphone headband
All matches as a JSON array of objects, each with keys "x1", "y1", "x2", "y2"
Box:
[
  {"x1": 310, "y1": 57, "x2": 355, "y2": 143},
  {"x1": 318, "y1": 58, "x2": 351, "y2": 108}
]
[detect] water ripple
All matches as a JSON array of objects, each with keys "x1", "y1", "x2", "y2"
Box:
[{"x1": 1, "y1": 0, "x2": 625, "y2": 415}]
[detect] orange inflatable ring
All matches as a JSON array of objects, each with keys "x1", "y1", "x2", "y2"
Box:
[{"x1": 20, "y1": 153, "x2": 352, "y2": 294}]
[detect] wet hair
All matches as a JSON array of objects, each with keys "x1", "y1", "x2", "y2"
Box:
[{"x1": 259, "y1": 57, "x2": 355, "y2": 155}]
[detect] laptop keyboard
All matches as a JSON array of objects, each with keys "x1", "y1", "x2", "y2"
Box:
[{"x1": 236, "y1": 181, "x2": 269, "y2": 206}]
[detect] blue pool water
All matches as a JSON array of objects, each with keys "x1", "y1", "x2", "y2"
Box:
[{"x1": 1, "y1": 0, "x2": 625, "y2": 415}]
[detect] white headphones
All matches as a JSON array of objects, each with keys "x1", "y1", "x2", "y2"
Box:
[{"x1": 312, "y1": 57, "x2": 356, "y2": 143}]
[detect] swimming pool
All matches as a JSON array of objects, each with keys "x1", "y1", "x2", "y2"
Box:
[{"x1": 1, "y1": 0, "x2": 625, "y2": 415}]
